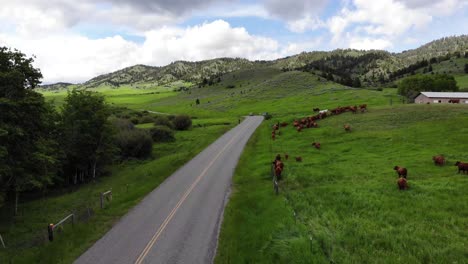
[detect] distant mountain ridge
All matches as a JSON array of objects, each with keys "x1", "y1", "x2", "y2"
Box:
[{"x1": 41, "y1": 35, "x2": 468, "y2": 89}]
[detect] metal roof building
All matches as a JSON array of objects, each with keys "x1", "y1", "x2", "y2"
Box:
[{"x1": 414, "y1": 92, "x2": 468, "y2": 104}]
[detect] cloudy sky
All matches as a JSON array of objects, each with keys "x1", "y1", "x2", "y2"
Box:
[{"x1": 0, "y1": 0, "x2": 466, "y2": 83}]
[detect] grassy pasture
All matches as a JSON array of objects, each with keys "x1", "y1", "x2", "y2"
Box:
[
  {"x1": 0, "y1": 123, "x2": 233, "y2": 263},
  {"x1": 455, "y1": 75, "x2": 468, "y2": 90},
  {"x1": 148, "y1": 69, "x2": 402, "y2": 118},
  {"x1": 9, "y1": 66, "x2": 466, "y2": 263},
  {"x1": 216, "y1": 104, "x2": 468, "y2": 263}
]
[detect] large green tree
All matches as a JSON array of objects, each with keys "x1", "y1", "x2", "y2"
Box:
[
  {"x1": 60, "y1": 90, "x2": 116, "y2": 184},
  {"x1": 398, "y1": 74, "x2": 458, "y2": 101},
  {"x1": 0, "y1": 47, "x2": 59, "y2": 213}
]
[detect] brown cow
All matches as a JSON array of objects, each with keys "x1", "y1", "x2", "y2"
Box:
[
  {"x1": 295, "y1": 156, "x2": 302, "y2": 162},
  {"x1": 397, "y1": 177, "x2": 408, "y2": 190},
  {"x1": 394, "y1": 166, "x2": 407, "y2": 178},
  {"x1": 312, "y1": 142, "x2": 321, "y2": 149},
  {"x1": 454, "y1": 161, "x2": 468, "y2": 174},
  {"x1": 344, "y1": 124, "x2": 351, "y2": 132},
  {"x1": 432, "y1": 155, "x2": 445, "y2": 166},
  {"x1": 360, "y1": 104, "x2": 367, "y2": 113},
  {"x1": 284, "y1": 153, "x2": 289, "y2": 160},
  {"x1": 273, "y1": 155, "x2": 284, "y2": 180}
]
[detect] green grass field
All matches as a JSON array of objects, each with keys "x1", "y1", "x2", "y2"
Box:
[
  {"x1": 5, "y1": 66, "x2": 467, "y2": 263},
  {"x1": 215, "y1": 104, "x2": 468, "y2": 263},
  {"x1": 0, "y1": 120, "x2": 233, "y2": 263},
  {"x1": 455, "y1": 75, "x2": 468, "y2": 90}
]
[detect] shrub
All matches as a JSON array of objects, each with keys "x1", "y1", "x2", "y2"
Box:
[
  {"x1": 115, "y1": 129, "x2": 152, "y2": 159},
  {"x1": 154, "y1": 116, "x2": 174, "y2": 129},
  {"x1": 173, "y1": 115, "x2": 192, "y2": 130},
  {"x1": 140, "y1": 115, "x2": 155, "y2": 124},
  {"x1": 130, "y1": 117, "x2": 139, "y2": 124},
  {"x1": 150, "y1": 125, "x2": 175, "y2": 142},
  {"x1": 111, "y1": 118, "x2": 134, "y2": 130}
]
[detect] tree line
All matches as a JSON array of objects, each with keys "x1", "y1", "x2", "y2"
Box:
[
  {"x1": 398, "y1": 74, "x2": 459, "y2": 101},
  {"x1": 295, "y1": 53, "x2": 389, "y2": 87},
  {"x1": 0, "y1": 47, "x2": 192, "y2": 214}
]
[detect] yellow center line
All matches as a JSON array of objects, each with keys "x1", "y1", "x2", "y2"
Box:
[{"x1": 134, "y1": 118, "x2": 255, "y2": 264}]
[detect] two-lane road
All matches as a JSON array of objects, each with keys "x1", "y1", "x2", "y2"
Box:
[{"x1": 75, "y1": 116, "x2": 264, "y2": 264}]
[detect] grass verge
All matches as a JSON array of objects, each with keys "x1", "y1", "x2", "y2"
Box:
[{"x1": 0, "y1": 124, "x2": 233, "y2": 263}]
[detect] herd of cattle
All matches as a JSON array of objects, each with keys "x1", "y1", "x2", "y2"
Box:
[
  {"x1": 394, "y1": 157, "x2": 467, "y2": 190},
  {"x1": 270, "y1": 104, "x2": 467, "y2": 191}
]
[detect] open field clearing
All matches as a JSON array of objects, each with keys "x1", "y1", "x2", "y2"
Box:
[
  {"x1": 216, "y1": 104, "x2": 468, "y2": 263},
  {"x1": 8, "y1": 66, "x2": 466, "y2": 263}
]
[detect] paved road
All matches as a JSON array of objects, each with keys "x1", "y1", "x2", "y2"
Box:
[{"x1": 75, "y1": 116, "x2": 264, "y2": 264}]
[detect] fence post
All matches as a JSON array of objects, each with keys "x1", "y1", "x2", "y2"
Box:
[
  {"x1": 0, "y1": 233, "x2": 5, "y2": 248},
  {"x1": 48, "y1": 224, "x2": 54, "y2": 242},
  {"x1": 101, "y1": 189, "x2": 112, "y2": 209},
  {"x1": 271, "y1": 163, "x2": 279, "y2": 195}
]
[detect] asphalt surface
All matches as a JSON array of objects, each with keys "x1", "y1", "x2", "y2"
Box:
[{"x1": 75, "y1": 116, "x2": 264, "y2": 264}]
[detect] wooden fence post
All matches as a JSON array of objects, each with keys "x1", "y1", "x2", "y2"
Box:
[
  {"x1": 0, "y1": 233, "x2": 5, "y2": 248},
  {"x1": 101, "y1": 189, "x2": 112, "y2": 209}
]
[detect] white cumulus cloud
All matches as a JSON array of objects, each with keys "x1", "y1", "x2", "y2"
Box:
[{"x1": 0, "y1": 20, "x2": 317, "y2": 83}]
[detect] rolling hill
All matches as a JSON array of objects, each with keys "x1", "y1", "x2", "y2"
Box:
[{"x1": 39, "y1": 35, "x2": 468, "y2": 90}]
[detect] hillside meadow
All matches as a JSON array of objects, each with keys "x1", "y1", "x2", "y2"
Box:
[
  {"x1": 215, "y1": 104, "x2": 468, "y2": 263},
  {"x1": 3, "y1": 66, "x2": 466, "y2": 263}
]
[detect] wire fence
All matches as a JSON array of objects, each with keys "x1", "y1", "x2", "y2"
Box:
[{"x1": 0, "y1": 189, "x2": 110, "y2": 250}]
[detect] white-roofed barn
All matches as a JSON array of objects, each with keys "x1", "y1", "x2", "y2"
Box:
[{"x1": 414, "y1": 92, "x2": 468, "y2": 104}]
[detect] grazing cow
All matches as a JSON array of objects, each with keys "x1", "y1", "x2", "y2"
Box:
[
  {"x1": 272, "y1": 155, "x2": 284, "y2": 180},
  {"x1": 360, "y1": 104, "x2": 367, "y2": 113},
  {"x1": 344, "y1": 124, "x2": 351, "y2": 132},
  {"x1": 313, "y1": 108, "x2": 320, "y2": 112},
  {"x1": 350, "y1": 105, "x2": 357, "y2": 114},
  {"x1": 312, "y1": 142, "x2": 321, "y2": 149},
  {"x1": 449, "y1": 99, "x2": 460, "y2": 104},
  {"x1": 275, "y1": 165, "x2": 282, "y2": 179},
  {"x1": 397, "y1": 177, "x2": 408, "y2": 190},
  {"x1": 284, "y1": 153, "x2": 289, "y2": 160},
  {"x1": 273, "y1": 161, "x2": 284, "y2": 180},
  {"x1": 296, "y1": 126, "x2": 302, "y2": 132},
  {"x1": 394, "y1": 166, "x2": 407, "y2": 178},
  {"x1": 295, "y1": 156, "x2": 302, "y2": 162},
  {"x1": 275, "y1": 154, "x2": 281, "y2": 161},
  {"x1": 432, "y1": 155, "x2": 445, "y2": 166},
  {"x1": 454, "y1": 161, "x2": 468, "y2": 174}
]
